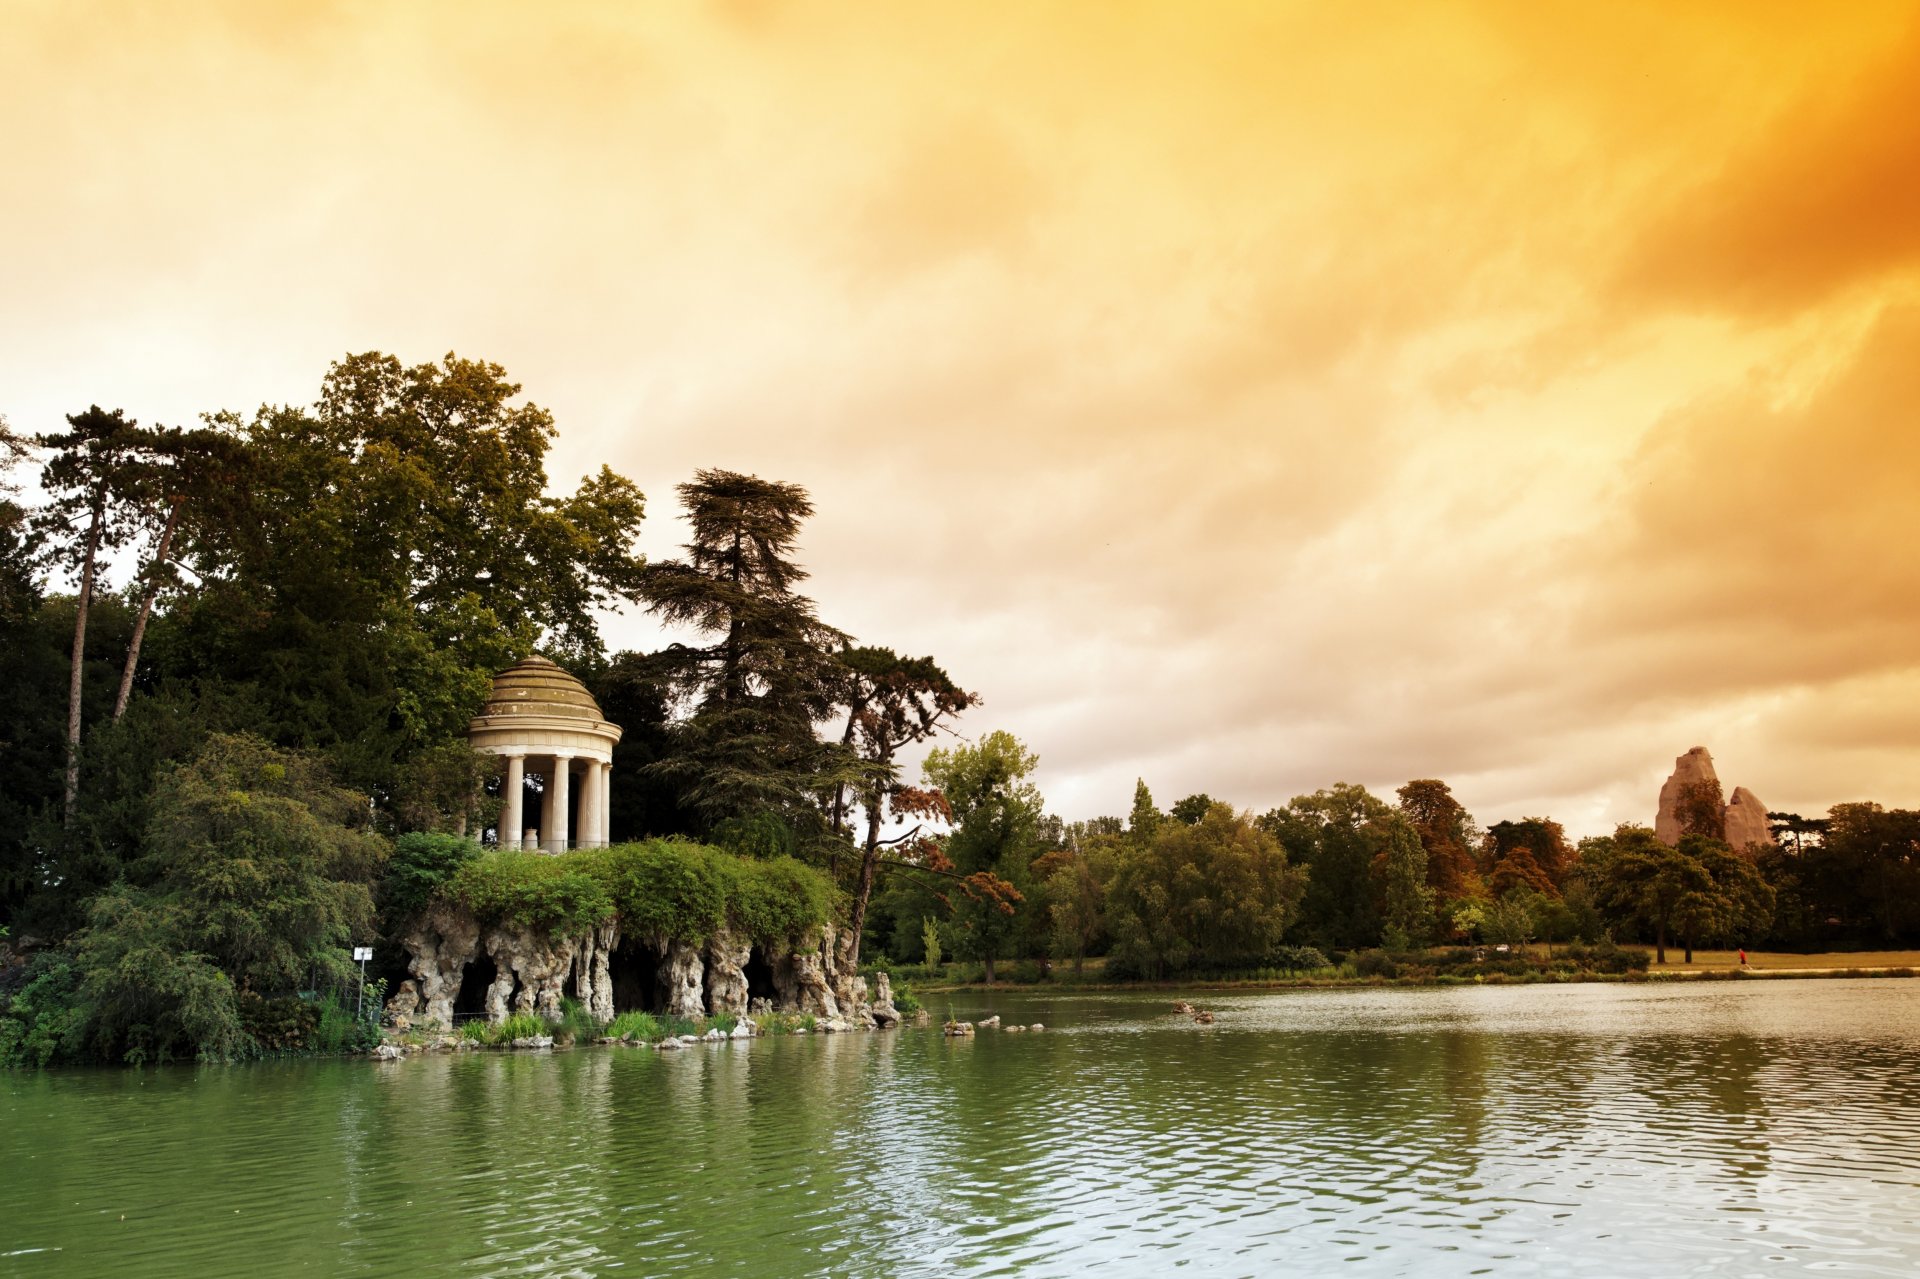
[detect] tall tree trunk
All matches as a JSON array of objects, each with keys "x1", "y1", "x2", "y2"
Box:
[
  {"x1": 64, "y1": 495, "x2": 105, "y2": 825},
  {"x1": 112, "y1": 496, "x2": 182, "y2": 720},
  {"x1": 844, "y1": 796, "x2": 886, "y2": 974},
  {"x1": 1654, "y1": 917, "x2": 1667, "y2": 965},
  {"x1": 983, "y1": 954, "x2": 996, "y2": 985}
]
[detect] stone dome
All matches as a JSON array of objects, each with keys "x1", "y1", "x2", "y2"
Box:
[{"x1": 477, "y1": 655, "x2": 606, "y2": 723}]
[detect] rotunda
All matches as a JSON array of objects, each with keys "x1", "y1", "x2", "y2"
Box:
[{"x1": 468, "y1": 655, "x2": 623, "y2": 852}]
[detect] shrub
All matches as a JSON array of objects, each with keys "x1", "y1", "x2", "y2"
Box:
[
  {"x1": 310, "y1": 992, "x2": 380, "y2": 1054},
  {"x1": 384, "y1": 832, "x2": 482, "y2": 924},
  {"x1": 1353, "y1": 949, "x2": 1399, "y2": 979},
  {"x1": 893, "y1": 981, "x2": 923, "y2": 1016},
  {"x1": 447, "y1": 851, "x2": 614, "y2": 935},
  {"x1": 0, "y1": 955, "x2": 88, "y2": 1068},
  {"x1": 238, "y1": 992, "x2": 319, "y2": 1053},
  {"x1": 1271, "y1": 945, "x2": 1330, "y2": 972}
]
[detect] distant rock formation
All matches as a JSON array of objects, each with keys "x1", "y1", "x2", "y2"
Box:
[
  {"x1": 1723, "y1": 787, "x2": 1773, "y2": 854},
  {"x1": 1654, "y1": 747, "x2": 1776, "y2": 855}
]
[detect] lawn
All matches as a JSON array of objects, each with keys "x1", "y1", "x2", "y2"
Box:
[{"x1": 1644, "y1": 948, "x2": 1920, "y2": 972}]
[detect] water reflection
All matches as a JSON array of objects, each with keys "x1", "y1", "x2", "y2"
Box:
[{"x1": 6, "y1": 981, "x2": 1920, "y2": 1276}]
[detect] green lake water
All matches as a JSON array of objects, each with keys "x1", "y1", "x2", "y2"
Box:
[{"x1": 6, "y1": 980, "x2": 1920, "y2": 1277}]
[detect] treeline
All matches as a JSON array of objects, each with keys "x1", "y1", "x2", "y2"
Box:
[{"x1": 863, "y1": 774, "x2": 1920, "y2": 981}]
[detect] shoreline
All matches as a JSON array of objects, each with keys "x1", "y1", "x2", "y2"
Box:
[{"x1": 917, "y1": 964, "x2": 1920, "y2": 995}]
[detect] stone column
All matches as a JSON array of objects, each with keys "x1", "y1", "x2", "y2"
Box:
[
  {"x1": 579, "y1": 759, "x2": 601, "y2": 848},
  {"x1": 548, "y1": 754, "x2": 573, "y2": 853},
  {"x1": 595, "y1": 760, "x2": 610, "y2": 841},
  {"x1": 501, "y1": 753, "x2": 524, "y2": 849}
]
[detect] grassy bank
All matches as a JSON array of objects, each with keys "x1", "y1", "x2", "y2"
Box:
[{"x1": 912, "y1": 947, "x2": 1920, "y2": 994}]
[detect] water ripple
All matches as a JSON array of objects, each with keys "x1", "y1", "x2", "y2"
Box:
[{"x1": 6, "y1": 980, "x2": 1920, "y2": 1276}]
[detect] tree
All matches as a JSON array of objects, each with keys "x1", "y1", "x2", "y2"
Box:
[
  {"x1": 923, "y1": 731, "x2": 1044, "y2": 984},
  {"x1": 1105, "y1": 804, "x2": 1305, "y2": 978},
  {"x1": 34, "y1": 407, "x2": 164, "y2": 823},
  {"x1": 110, "y1": 423, "x2": 246, "y2": 720},
  {"x1": 172, "y1": 354, "x2": 648, "y2": 793},
  {"x1": 639, "y1": 469, "x2": 845, "y2": 824},
  {"x1": 1674, "y1": 778, "x2": 1727, "y2": 842},
  {"x1": 1262, "y1": 783, "x2": 1392, "y2": 950},
  {"x1": 1483, "y1": 818, "x2": 1570, "y2": 897},
  {"x1": 1128, "y1": 780, "x2": 1161, "y2": 845},
  {"x1": 837, "y1": 646, "x2": 975, "y2": 968},
  {"x1": 1042, "y1": 834, "x2": 1114, "y2": 976},
  {"x1": 1593, "y1": 825, "x2": 1697, "y2": 962},
  {"x1": 0, "y1": 414, "x2": 36, "y2": 628},
  {"x1": 1397, "y1": 779, "x2": 1480, "y2": 901},
  {"x1": 1372, "y1": 812, "x2": 1434, "y2": 948},
  {"x1": 1671, "y1": 834, "x2": 1773, "y2": 961},
  {"x1": 1816, "y1": 804, "x2": 1920, "y2": 943},
  {"x1": 1169, "y1": 793, "x2": 1215, "y2": 826}
]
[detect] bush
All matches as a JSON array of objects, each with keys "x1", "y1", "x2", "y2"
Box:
[
  {"x1": 447, "y1": 851, "x2": 614, "y2": 935},
  {"x1": 447, "y1": 840, "x2": 836, "y2": 949},
  {"x1": 0, "y1": 955, "x2": 88, "y2": 1068},
  {"x1": 893, "y1": 981, "x2": 923, "y2": 1016},
  {"x1": 1352, "y1": 949, "x2": 1400, "y2": 979},
  {"x1": 384, "y1": 832, "x2": 482, "y2": 924},
  {"x1": 309, "y1": 992, "x2": 380, "y2": 1054},
  {"x1": 1271, "y1": 945, "x2": 1330, "y2": 972},
  {"x1": 238, "y1": 992, "x2": 319, "y2": 1053}
]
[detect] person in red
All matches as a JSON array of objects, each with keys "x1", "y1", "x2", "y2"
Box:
[{"x1": 1738, "y1": 947, "x2": 1748, "y2": 968}]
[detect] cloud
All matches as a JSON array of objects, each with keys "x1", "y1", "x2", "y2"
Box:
[{"x1": 1618, "y1": 21, "x2": 1920, "y2": 313}]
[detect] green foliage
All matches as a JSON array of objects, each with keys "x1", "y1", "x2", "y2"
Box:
[
  {"x1": 892, "y1": 980, "x2": 923, "y2": 1016},
  {"x1": 448, "y1": 850, "x2": 615, "y2": 936},
  {"x1": 1264, "y1": 784, "x2": 1391, "y2": 950},
  {"x1": 383, "y1": 832, "x2": 482, "y2": 924},
  {"x1": 140, "y1": 733, "x2": 385, "y2": 994},
  {"x1": 1105, "y1": 805, "x2": 1307, "y2": 979},
  {"x1": 0, "y1": 956, "x2": 89, "y2": 1068},
  {"x1": 308, "y1": 992, "x2": 380, "y2": 1055},
  {"x1": 69, "y1": 884, "x2": 248, "y2": 1063},
  {"x1": 496, "y1": 1012, "x2": 546, "y2": 1041},
  {"x1": 921, "y1": 916, "x2": 943, "y2": 970},
  {"x1": 551, "y1": 995, "x2": 603, "y2": 1044},
  {"x1": 718, "y1": 853, "x2": 838, "y2": 944},
  {"x1": 1169, "y1": 794, "x2": 1215, "y2": 826},
  {"x1": 1272, "y1": 945, "x2": 1330, "y2": 972},
  {"x1": 237, "y1": 992, "x2": 318, "y2": 1053},
  {"x1": 607, "y1": 1010, "x2": 664, "y2": 1040},
  {"x1": 442, "y1": 840, "x2": 833, "y2": 945},
  {"x1": 1375, "y1": 812, "x2": 1435, "y2": 947}
]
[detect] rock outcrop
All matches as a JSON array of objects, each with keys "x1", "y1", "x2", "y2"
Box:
[
  {"x1": 403, "y1": 906, "x2": 480, "y2": 1027},
  {"x1": 1655, "y1": 747, "x2": 1775, "y2": 855},
  {"x1": 1724, "y1": 786, "x2": 1774, "y2": 854},
  {"x1": 1655, "y1": 747, "x2": 1722, "y2": 846},
  {"x1": 871, "y1": 972, "x2": 901, "y2": 1029},
  {"x1": 789, "y1": 951, "x2": 840, "y2": 1020},
  {"x1": 398, "y1": 905, "x2": 911, "y2": 1034},
  {"x1": 663, "y1": 940, "x2": 707, "y2": 1019},
  {"x1": 705, "y1": 929, "x2": 752, "y2": 1017}
]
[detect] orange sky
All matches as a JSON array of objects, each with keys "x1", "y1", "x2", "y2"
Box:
[{"x1": 5, "y1": 0, "x2": 1918, "y2": 835}]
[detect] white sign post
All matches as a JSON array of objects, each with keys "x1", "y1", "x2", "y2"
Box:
[{"x1": 352, "y1": 946, "x2": 374, "y2": 1018}]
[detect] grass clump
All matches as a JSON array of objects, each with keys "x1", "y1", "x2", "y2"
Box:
[{"x1": 607, "y1": 1010, "x2": 663, "y2": 1040}]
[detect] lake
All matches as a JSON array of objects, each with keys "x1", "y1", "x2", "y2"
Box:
[{"x1": 6, "y1": 979, "x2": 1920, "y2": 1277}]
